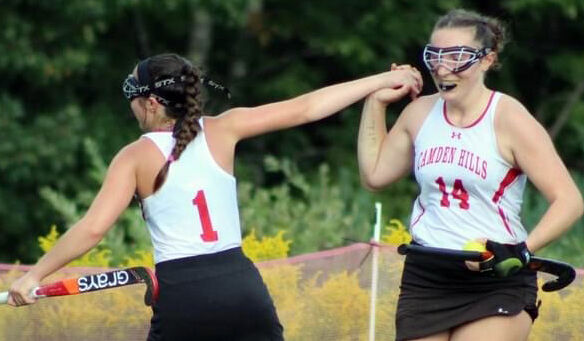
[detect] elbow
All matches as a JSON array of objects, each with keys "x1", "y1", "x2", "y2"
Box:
[
  {"x1": 362, "y1": 184, "x2": 385, "y2": 193},
  {"x1": 575, "y1": 193, "x2": 584, "y2": 220},
  {"x1": 562, "y1": 190, "x2": 584, "y2": 228},
  {"x1": 299, "y1": 92, "x2": 332, "y2": 123},
  {"x1": 289, "y1": 94, "x2": 312, "y2": 124},
  {"x1": 78, "y1": 216, "x2": 109, "y2": 245},
  {"x1": 569, "y1": 186, "x2": 584, "y2": 220},
  {"x1": 360, "y1": 174, "x2": 386, "y2": 192},
  {"x1": 87, "y1": 227, "x2": 107, "y2": 243}
]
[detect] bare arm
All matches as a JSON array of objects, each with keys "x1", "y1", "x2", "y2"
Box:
[
  {"x1": 8, "y1": 142, "x2": 141, "y2": 305},
  {"x1": 204, "y1": 68, "x2": 422, "y2": 174},
  {"x1": 357, "y1": 91, "x2": 432, "y2": 190},
  {"x1": 212, "y1": 69, "x2": 421, "y2": 144},
  {"x1": 498, "y1": 97, "x2": 584, "y2": 252}
]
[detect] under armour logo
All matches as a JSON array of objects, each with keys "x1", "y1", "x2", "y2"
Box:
[
  {"x1": 451, "y1": 132, "x2": 461, "y2": 139},
  {"x1": 497, "y1": 307, "x2": 509, "y2": 314}
]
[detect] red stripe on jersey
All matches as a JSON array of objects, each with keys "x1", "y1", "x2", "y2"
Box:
[
  {"x1": 497, "y1": 206, "x2": 516, "y2": 237},
  {"x1": 411, "y1": 199, "x2": 426, "y2": 227},
  {"x1": 492, "y1": 168, "x2": 522, "y2": 203},
  {"x1": 443, "y1": 91, "x2": 495, "y2": 128}
]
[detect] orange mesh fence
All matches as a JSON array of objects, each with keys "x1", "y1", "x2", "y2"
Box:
[{"x1": 1, "y1": 244, "x2": 583, "y2": 341}]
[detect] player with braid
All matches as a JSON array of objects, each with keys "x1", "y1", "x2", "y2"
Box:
[
  {"x1": 358, "y1": 9, "x2": 583, "y2": 341},
  {"x1": 8, "y1": 53, "x2": 422, "y2": 340}
]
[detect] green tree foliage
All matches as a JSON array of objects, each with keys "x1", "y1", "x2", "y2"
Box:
[
  {"x1": 1, "y1": 0, "x2": 582, "y2": 263},
  {"x1": 239, "y1": 156, "x2": 379, "y2": 255},
  {"x1": 38, "y1": 139, "x2": 150, "y2": 265},
  {"x1": 494, "y1": 1, "x2": 584, "y2": 169}
]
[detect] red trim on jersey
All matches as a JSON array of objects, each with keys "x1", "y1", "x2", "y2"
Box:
[
  {"x1": 492, "y1": 168, "x2": 522, "y2": 203},
  {"x1": 497, "y1": 205, "x2": 516, "y2": 237},
  {"x1": 410, "y1": 199, "x2": 426, "y2": 227},
  {"x1": 443, "y1": 91, "x2": 495, "y2": 128}
]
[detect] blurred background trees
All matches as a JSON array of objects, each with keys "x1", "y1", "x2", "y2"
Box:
[{"x1": 1, "y1": 0, "x2": 583, "y2": 264}]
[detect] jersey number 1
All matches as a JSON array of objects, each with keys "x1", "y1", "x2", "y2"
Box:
[
  {"x1": 192, "y1": 190, "x2": 219, "y2": 242},
  {"x1": 435, "y1": 177, "x2": 469, "y2": 209}
]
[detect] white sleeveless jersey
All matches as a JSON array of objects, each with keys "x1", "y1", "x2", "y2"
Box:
[
  {"x1": 410, "y1": 91, "x2": 527, "y2": 249},
  {"x1": 141, "y1": 121, "x2": 241, "y2": 263}
]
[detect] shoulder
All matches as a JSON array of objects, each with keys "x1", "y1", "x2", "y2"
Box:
[
  {"x1": 123, "y1": 136, "x2": 161, "y2": 155},
  {"x1": 199, "y1": 114, "x2": 224, "y2": 141},
  {"x1": 112, "y1": 137, "x2": 162, "y2": 166},
  {"x1": 401, "y1": 93, "x2": 440, "y2": 119},
  {"x1": 496, "y1": 93, "x2": 531, "y2": 119},
  {"x1": 200, "y1": 114, "x2": 220, "y2": 131},
  {"x1": 398, "y1": 93, "x2": 440, "y2": 136},
  {"x1": 494, "y1": 92, "x2": 551, "y2": 164},
  {"x1": 495, "y1": 93, "x2": 544, "y2": 134}
]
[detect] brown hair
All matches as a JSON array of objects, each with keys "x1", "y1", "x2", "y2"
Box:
[
  {"x1": 434, "y1": 9, "x2": 507, "y2": 69},
  {"x1": 139, "y1": 53, "x2": 204, "y2": 192}
]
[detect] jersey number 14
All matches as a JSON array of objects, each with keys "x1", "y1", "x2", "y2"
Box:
[{"x1": 435, "y1": 177, "x2": 470, "y2": 209}]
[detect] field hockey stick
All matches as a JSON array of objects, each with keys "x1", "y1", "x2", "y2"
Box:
[
  {"x1": 397, "y1": 244, "x2": 576, "y2": 292},
  {"x1": 0, "y1": 266, "x2": 159, "y2": 306}
]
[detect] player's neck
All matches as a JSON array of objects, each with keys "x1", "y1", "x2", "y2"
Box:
[
  {"x1": 150, "y1": 122, "x2": 175, "y2": 132},
  {"x1": 445, "y1": 86, "x2": 492, "y2": 125}
]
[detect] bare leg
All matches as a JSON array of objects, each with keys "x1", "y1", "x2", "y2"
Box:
[{"x1": 450, "y1": 311, "x2": 532, "y2": 341}]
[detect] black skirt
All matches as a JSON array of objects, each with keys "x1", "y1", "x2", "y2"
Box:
[
  {"x1": 396, "y1": 247, "x2": 538, "y2": 341},
  {"x1": 147, "y1": 247, "x2": 283, "y2": 341}
]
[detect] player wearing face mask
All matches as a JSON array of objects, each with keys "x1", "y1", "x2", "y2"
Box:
[
  {"x1": 423, "y1": 44, "x2": 492, "y2": 91},
  {"x1": 357, "y1": 9, "x2": 583, "y2": 341}
]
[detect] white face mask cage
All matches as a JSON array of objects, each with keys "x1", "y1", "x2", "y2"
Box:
[{"x1": 423, "y1": 45, "x2": 491, "y2": 73}]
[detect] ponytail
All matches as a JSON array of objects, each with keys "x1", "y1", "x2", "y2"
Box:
[{"x1": 153, "y1": 63, "x2": 204, "y2": 192}]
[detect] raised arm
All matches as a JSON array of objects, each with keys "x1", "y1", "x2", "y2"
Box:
[
  {"x1": 203, "y1": 68, "x2": 422, "y2": 174},
  {"x1": 497, "y1": 96, "x2": 584, "y2": 253},
  {"x1": 212, "y1": 68, "x2": 421, "y2": 143},
  {"x1": 357, "y1": 90, "x2": 433, "y2": 191}
]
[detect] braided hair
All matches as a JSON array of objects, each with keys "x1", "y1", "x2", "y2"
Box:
[
  {"x1": 141, "y1": 53, "x2": 204, "y2": 192},
  {"x1": 434, "y1": 9, "x2": 508, "y2": 70}
]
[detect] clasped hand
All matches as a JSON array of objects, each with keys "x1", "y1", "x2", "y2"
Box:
[{"x1": 373, "y1": 63, "x2": 423, "y2": 103}]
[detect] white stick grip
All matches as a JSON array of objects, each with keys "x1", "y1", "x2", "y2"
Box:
[{"x1": 0, "y1": 288, "x2": 42, "y2": 305}]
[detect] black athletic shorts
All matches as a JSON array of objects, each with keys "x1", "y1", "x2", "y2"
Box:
[
  {"x1": 147, "y1": 247, "x2": 283, "y2": 341},
  {"x1": 396, "y1": 244, "x2": 538, "y2": 341}
]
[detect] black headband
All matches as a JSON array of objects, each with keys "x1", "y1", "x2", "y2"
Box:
[
  {"x1": 123, "y1": 58, "x2": 231, "y2": 108},
  {"x1": 137, "y1": 58, "x2": 151, "y2": 89}
]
